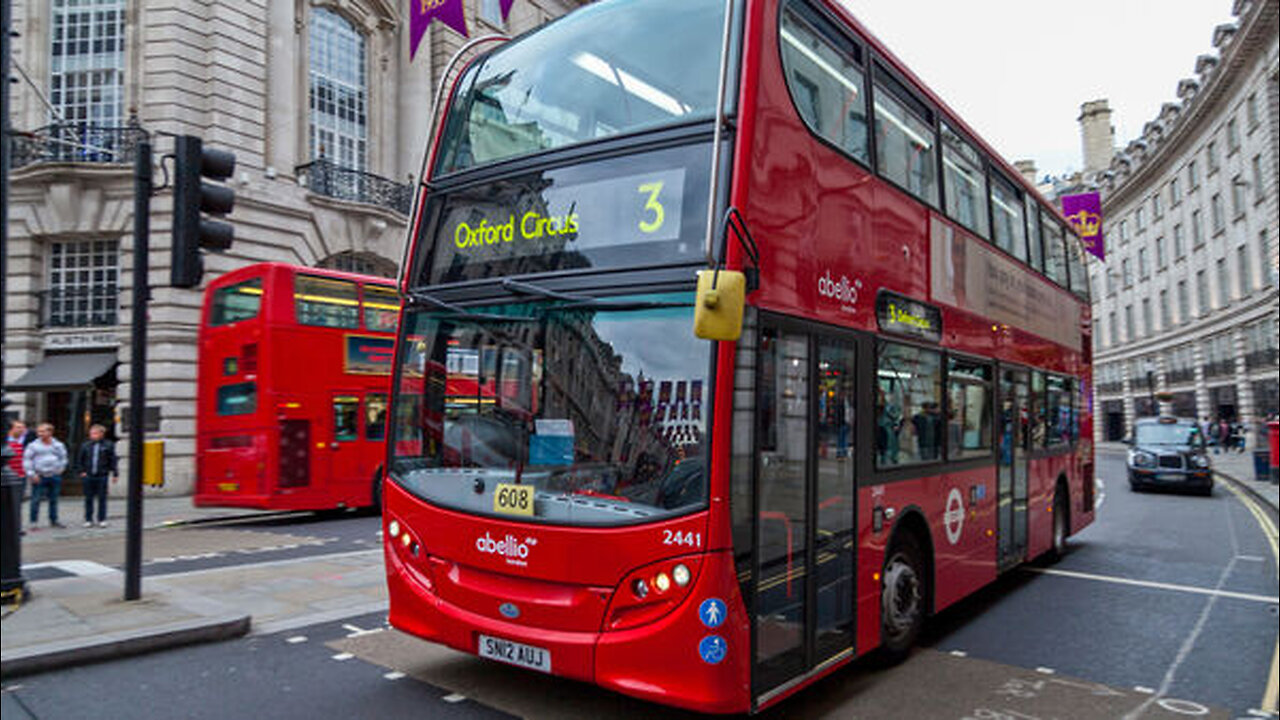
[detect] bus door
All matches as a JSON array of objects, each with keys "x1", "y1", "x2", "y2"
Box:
[
  {"x1": 752, "y1": 323, "x2": 857, "y2": 701},
  {"x1": 328, "y1": 393, "x2": 362, "y2": 499},
  {"x1": 997, "y1": 368, "x2": 1030, "y2": 570}
]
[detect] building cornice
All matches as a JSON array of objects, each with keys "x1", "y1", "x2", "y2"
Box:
[{"x1": 1102, "y1": 0, "x2": 1279, "y2": 211}]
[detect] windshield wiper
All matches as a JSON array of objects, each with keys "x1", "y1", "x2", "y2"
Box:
[
  {"x1": 502, "y1": 278, "x2": 692, "y2": 311},
  {"x1": 406, "y1": 290, "x2": 537, "y2": 323}
]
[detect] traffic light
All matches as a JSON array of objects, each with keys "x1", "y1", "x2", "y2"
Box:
[{"x1": 170, "y1": 135, "x2": 236, "y2": 288}]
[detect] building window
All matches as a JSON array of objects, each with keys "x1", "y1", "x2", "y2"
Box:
[
  {"x1": 1210, "y1": 194, "x2": 1224, "y2": 233},
  {"x1": 1159, "y1": 289, "x2": 1171, "y2": 328},
  {"x1": 1231, "y1": 176, "x2": 1245, "y2": 219},
  {"x1": 1135, "y1": 207, "x2": 1145, "y2": 232},
  {"x1": 1152, "y1": 193, "x2": 1162, "y2": 218},
  {"x1": 1195, "y1": 269, "x2": 1208, "y2": 317},
  {"x1": 1124, "y1": 305, "x2": 1134, "y2": 341},
  {"x1": 49, "y1": 0, "x2": 126, "y2": 127},
  {"x1": 479, "y1": 0, "x2": 506, "y2": 27},
  {"x1": 1192, "y1": 210, "x2": 1204, "y2": 246},
  {"x1": 1187, "y1": 159, "x2": 1199, "y2": 188},
  {"x1": 1246, "y1": 93, "x2": 1259, "y2": 130},
  {"x1": 1206, "y1": 140, "x2": 1218, "y2": 174},
  {"x1": 1263, "y1": 230, "x2": 1276, "y2": 287},
  {"x1": 1105, "y1": 270, "x2": 1115, "y2": 296},
  {"x1": 1138, "y1": 247, "x2": 1149, "y2": 279},
  {"x1": 45, "y1": 239, "x2": 120, "y2": 327},
  {"x1": 1169, "y1": 177, "x2": 1181, "y2": 204},
  {"x1": 1176, "y1": 280, "x2": 1189, "y2": 324},
  {"x1": 1252, "y1": 155, "x2": 1265, "y2": 203},
  {"x1": 1216, "y1": 258, "x2": 1229, "y2": 306},
  {"x1": 1141, "y1": 298, "x2": 1152, "y2": 336},
  {"x1": 1108, "y1": 311, "x2": 1118, "y2": 346},
  {"x1": 1121, "y1": 257, "x2": 1133, "y2": 287},
  {"x1": 1173, "y1": 224, "x2": 1185, "y2": 257},
  {"x1": 1237, "y1": 245, "x2": 1251, "y2": 296},
  {"x1": 1155, "y1": 236, "x2": 1166, "y2": 268},
  {"x1": 1118, "y1": 219, "x2": 1128, "y2": 243},
  {"x1": 309, "y1": 7, "x2": 368, "y2": 171},
  {"x1": 1226, "y1": 118, "x2": 1239, "y2": 154}
]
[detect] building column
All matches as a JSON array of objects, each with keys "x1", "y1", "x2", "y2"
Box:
[
  {"x1": 265, "y1": 0, "x2": 300, "y2": 179},
  {"x1": 1192, "y1": 342, "x2": 1210, "y2": 425},
  {"x1": 1233, "y1": 325, "x2": 1256, "y2": 449}
]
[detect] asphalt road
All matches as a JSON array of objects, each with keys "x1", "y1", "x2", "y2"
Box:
[{"x1": 4, "y1": 453, "x2": 1277, "y2": 718}]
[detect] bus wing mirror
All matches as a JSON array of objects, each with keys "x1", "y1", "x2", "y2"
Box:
[{"x1": 693, "y1": 269, "x2": 746, "y2": 341}]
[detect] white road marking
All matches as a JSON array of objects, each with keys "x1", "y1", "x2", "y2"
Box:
[
  {"x1": 949, "y1": 650, "x2": 967, "y2": 657},
  {"x1": 1134, "y1": 686, "x2": 1155, "y2": 694},
  {"x1": 443, "y1": 693, "x2": 467, "y2": 703},
  {"x1": 1035, "y1": 667, "x2": 1055, "y2": 675},
  {"x1": 331, "y1": 653, "x2": 354, "y2": 661},
  {"x1": 384, "y1": 671, "x2": 405, "y2": 680},
  {"x1": 343, "y1": 623, "x2": 384, "y2": 638},
  {"x1": 1095, "y1": 478, "x2": 1107, "y2": 511},
  {"x1": 286, "y1": 635, "x2": 307, "y2": 644},
  {"x1": 252, "y1": 601, "x2": 389, "y2": 637},
  {"x1": 1237, "y1": 556, "x2": 1266, "y2": 562},
  {"x1": 1024, "y1": 567, "x2": 1279, "y2": 604},
  {"x1": 155, "y1": 548, "x2": 382, "y2": 580}
]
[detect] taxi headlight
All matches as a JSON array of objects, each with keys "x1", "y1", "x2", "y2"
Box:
[
  {"x1": 1129, "y1": 451, "x2": 1156, "y2": 468},
  {"x1": 1190, "y1": 454, "x2": 1210, "y2": 468}
]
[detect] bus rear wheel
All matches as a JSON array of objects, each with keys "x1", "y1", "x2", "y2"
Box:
[
  {"x1": 1048, "y1": 486, "x2": 1069, "y2": 562},
  {"x1": 880, "y1": 532, "x2": 926, "y2": 663}
]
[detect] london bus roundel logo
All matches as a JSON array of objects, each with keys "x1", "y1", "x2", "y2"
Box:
[{"x1": 944, "y1": 488, "x2": 965, "y2": 545}]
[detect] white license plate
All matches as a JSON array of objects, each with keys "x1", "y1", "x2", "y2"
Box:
[{"x1": 477, "y1": 634, "x2": 552, "y2": 673}]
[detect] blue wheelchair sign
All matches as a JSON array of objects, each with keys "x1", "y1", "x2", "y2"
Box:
[
  {"x1": 698, "y1": 598, "x2": 726, "y2": 629},
  {"x1": 698, "y1": 635, "x2": 727, "y2": 665}
]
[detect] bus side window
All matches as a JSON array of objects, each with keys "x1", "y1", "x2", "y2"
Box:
[
  {"x1": 363, "y1": 285, "x2": 399, "y2": 332},
  {"x1": 875, "y1": 341, "x2": 943, "y2": 468},
  {"x1": 334, "y1": 395, "x2": 360, "y2": 441},
  {"x1": 296, "y1": 275, "x2": 359, "y2": 328},
  {"x1": 366, "y1": 393, "x2": 388, "y2": 441}
]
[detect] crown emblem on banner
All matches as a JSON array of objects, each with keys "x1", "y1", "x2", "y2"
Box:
[{"x1": 1065, "y1": 210, "x2": 1102, "y2": 237}]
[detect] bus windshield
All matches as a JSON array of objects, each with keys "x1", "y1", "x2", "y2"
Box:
[
  {"x1": 390, "y1": 292, "x2": 709, "y2": 526},
  {"x1": 434, "y1": 0, "x2": 726, "y2": 174}
]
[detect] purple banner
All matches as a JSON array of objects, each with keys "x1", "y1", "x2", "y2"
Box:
[
  {"x1": 1060, "y1": 192, "x2": 1105, "y2": 262},
  {"x1": 410, "y1": 0, "x2": 469, "y2": 60}
]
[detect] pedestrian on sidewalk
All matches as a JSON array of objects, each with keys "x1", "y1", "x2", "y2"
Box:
[
  {"x1": 24, "y1": 422, "x2": 69, "y2": 529},
  {"x1": 5, "y1": 420, "x2": 28, "y2": 489},
  {"x1": 77, "y1": 424, "x2": 118, "y2": 528}
]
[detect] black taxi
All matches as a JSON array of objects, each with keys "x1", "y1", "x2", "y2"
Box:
[{"x1": 1127, "y1": 417, "x2": 1214, "y2": 495}]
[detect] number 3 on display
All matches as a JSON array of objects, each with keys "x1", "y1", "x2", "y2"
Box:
[{"x1": 637, "y1": 181, "x2": 665, "y2": 234}]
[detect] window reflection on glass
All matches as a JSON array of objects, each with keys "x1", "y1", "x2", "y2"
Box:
[
  {"x1": 334, "y1": 395, "x2": 359, "y2": 441},
  {"x1": 942, "y1": 124, "x2": 987, "y2": 237},
  {"x1": 990, "y1": 174, "x2": 1025, "y2": 257},
  {"x1": 366, "y1": 393, "x2": 388, "y2": 440},
  {"x1": 874, "y1": 83, "x2": 937, "y2": 206},
  {"x1": 217, "y1": 382, "x2": 256, "y2": 416},
  {"x1": 362, "y1": 284, "x2": 399, "y2": 332},
  {"x1": 946, "y1": 359, "x2": 991, "y2": 460},
  {"x1": 780, "y1": 2, "x2": 869, "y2": 164},
  {"x1": 295, "y1": 275, "x2": 359, "y2": 328},
  {"x1": 876, "y1": 342, "x2": 942, "y2": 468},
  {"x1": 1043, "y1": 376, "x2": 1072, "y2": 447},
  {"x1": 1041, "y1": 218, "x2": 1068, "y2": 287},
  {"x1": 210, "y1": 278, "x2": 263, "y2": 326},
  {"x1": 390, "y1": 293, "x2": 709, "y2": 527},
  {"x1": 436, "y1": 0, "x2": 724, "y2": 173}
]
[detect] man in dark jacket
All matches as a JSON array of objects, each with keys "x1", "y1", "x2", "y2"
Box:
[{"x1": 77, "y1": 424, "x2": 118, "y2": 527}]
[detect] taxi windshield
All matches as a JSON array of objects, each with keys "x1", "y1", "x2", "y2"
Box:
[
  {"x1": 1134, "y1": 422, "x2": 1204, "y2": 447},
  {"x1": 389, "y1": 293, "x2": 710, "y2": 526},
  {"x1": 434, "y1": 0, "x2": 726, "y2": 174}
]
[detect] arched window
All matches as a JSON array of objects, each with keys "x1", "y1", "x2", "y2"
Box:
[
  {"x1": 309, "y1": 7, "x2": 367, "y2": 171},
  {"x1": 318, "y1": 251, "x2": 397, "y2": 278}
]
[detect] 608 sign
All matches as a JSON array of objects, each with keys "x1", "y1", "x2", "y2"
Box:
[{"x1": 493, "y1": 483, "x2": 535, "y2": 517}]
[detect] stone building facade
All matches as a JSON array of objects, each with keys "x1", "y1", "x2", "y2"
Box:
[
  {"x1": 1087, "y1": 0, "x2": 1279, "y2": 444},
  {"x1": 2, "y1": 0, "x2": 580, "y2": 495}
]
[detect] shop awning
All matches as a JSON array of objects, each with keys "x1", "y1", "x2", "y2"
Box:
[{"x1": 6, "y1": 352, "x2": 117, "y2": 391}]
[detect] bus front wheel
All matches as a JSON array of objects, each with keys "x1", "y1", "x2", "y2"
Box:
[
  {"x1": 880, "y1": 532, "x2": 926, "y2": 663},
  {"x1": 370, "y1": 469, "x2": 384, "y2": 514}
]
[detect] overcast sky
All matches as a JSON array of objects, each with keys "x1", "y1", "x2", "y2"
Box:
[{"x1": 839, "y1": 0, "x2": 1237, "y2": 179}]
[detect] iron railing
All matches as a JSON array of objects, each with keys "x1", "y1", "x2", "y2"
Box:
[
  {"x1": 37, "y1": 287, "x2": 120, "y2": 328},
  {"x1": 296, "y1": 158, "x2": 412, "y2": 215},
  {"x1": 1245, "y1": 349, "x2": 1279, "y2": 369},
  {"x1": 11, "y1": 124, "x2": 148, "y2": 168}
]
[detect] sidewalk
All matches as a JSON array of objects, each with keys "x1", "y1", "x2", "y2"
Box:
[
  {"x1": 1097, "y1": 441, "x2": 1279, "y2": 511},
  {"x1": 2, "y1": 496, "x2": 387, "y2": 679}
]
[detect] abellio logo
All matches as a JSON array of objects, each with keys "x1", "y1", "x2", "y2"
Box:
[
  {"x1": 818, "y1": 271, "x2": 862, "y2": 311},
  {"x1": 476, "y1": 532, "x2": 534, "y2": 566}
]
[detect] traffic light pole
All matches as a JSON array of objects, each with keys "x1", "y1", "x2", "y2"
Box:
[{"x1": 126, "y1": 139, "x2": 151, "y2": 601}]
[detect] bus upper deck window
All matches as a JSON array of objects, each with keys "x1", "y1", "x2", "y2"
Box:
[
  {"x1": 210, "y1": 278, "x2": 263, "y2": 326},
  {"x1": 295, "y1": 275, "x2": 359, "y2": 328}
]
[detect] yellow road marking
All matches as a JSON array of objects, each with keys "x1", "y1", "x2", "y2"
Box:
[{"x1": 1222, "y1": 480, "x2": 1279, "y2": 713}]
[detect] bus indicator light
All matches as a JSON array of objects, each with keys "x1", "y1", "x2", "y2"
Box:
[
  {"x1": 654, "y1": 572, "x2": 671, "y2": 593},
  {"x1": 632, "y1": 578, "x2": 649, "y2": 599}
]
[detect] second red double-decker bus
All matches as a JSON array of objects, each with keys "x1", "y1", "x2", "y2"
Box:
[
  {"x1": 196, "y1": 263, "x2": 399, "y2": 511},
  {"x1": 384, "y1": 0, "x2": 1095, "y2": 712}
]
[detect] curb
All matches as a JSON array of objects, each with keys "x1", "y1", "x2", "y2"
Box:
[
  {"x1": 0, "y1": 613, "x2": 251, "y2": 679},
  {"x1": 1214, "y1": 469, "x2": 1280, "y2": 513}
]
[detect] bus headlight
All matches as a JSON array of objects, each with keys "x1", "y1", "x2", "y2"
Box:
[
  {"x1": 654, "y1": 572, "x2": 671, "y2": 593},
  {"x1": 388, "y1": 520, "x2": 401, "y2": 538},
  {"x1": 672, "y1": 563, "x2": 691, "y2": 587}
]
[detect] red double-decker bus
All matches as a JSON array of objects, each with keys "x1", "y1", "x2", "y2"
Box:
[
  {"x1": 384, "y1": 0, "x2": 1094, "y2": 712},
  {"x1": 195, "y1": 262, "x2": 399, "y2": 511}
]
